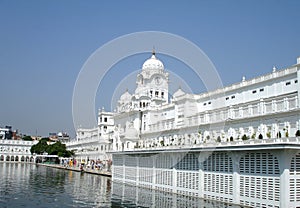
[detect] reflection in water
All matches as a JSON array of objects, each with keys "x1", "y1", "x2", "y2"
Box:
[
  {"x1": 0, "y1": 163, "x2": 243, "y2": 207},
  {"x1": 0, "y1": 163, "x2": 111, "y2": 207},
  {"x1": 111, "y1": 182, "x2": 244, "y2": 208}
]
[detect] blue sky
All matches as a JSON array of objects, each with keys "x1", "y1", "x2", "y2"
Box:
[{"x1": 0, "y1": 0, "x2": 299, "y2": 137}]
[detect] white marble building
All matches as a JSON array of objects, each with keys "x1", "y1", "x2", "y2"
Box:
[
  {"x1": 0, "y1": 139, "x2": 38, "y2": 162},
  {"x1": 70, "y1": 51, "x2": 300, "y2": 207},
  {"x1": 66, "y1": 109, "x2": 114, "y2": 162},
  {"x1": 112, "y1": 52, "x2": 300, "y2": 151},
  {"x1": 71, "y1": 52, "x2": 300, "y2": 156}
]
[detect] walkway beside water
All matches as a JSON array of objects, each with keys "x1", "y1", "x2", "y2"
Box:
[{"x1": 36, "y1": 163, "x2": 112, "y2": 177}]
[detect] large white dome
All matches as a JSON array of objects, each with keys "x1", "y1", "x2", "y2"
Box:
[{"x1": 142, "y1": 52, "x2": 164, "y2": 71}]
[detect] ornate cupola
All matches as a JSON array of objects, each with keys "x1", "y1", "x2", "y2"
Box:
[
  {"x1": 142, "y1": 49, "x2": 164, "y2": 72},
  {"x1": 134, "y1": 49, "x2": 169, "y2": 107}
]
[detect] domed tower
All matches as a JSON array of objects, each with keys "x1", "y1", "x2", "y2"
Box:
[
  {"x1": 135, "y1": 49, "x2": 169, "y2": 107},
  {"x1": 117, "y1": 89, "x2": 132, "y2": 112}
]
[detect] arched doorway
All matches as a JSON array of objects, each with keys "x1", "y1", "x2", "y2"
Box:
[
  {"x1": 0, "y1": 155, "x2": 4, "y2": 161},
  {"x1": 6, "y1": 155, "x2": 10, "y2": 161},
  {"x1": 11, "y1": 156, "x2": 14, "y2": 161},
  {"x1": 15, "y1": 156, "x2": 19, "y2": 162},
  {"x1": 21, "y1": 156, "x2": 25, "y2": 162}
]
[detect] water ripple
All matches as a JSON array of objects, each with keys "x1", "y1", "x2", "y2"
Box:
[{"x1": 0, "y1": 163, "x2": 111, "y2": 208}]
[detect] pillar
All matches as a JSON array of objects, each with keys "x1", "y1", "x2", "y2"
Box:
[
  {"x1": 122, "y1": 155, "x2": 125, "y2": 183},
  {"x1": 229, "y1": 152, "x2": 241, "y2": 205},
  {"x1": 172, "y1": 153, "x2": 178, "y2": 193},
  {"x1": 136, "y1": 157, "x2": 139, "y2": 186},
  {"x1": 152, "y1": 155, "x2": 156, "y2": 190},
  {"x1": 297, "y1": 69, "x2": 300, "y2": 106},
  {"x1": 172, "y1": 167, "x2": 177, "y2": 193},
  {"x1": 277, "y1": 150, "x2": 295, "y2": 208},
  {"x1": 198, "y1": 164, "x2": 204, "y2": 198}
]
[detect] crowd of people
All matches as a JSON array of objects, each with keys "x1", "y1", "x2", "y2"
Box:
[{"x1": 60, "y1": 158, "x2": 112, "y2": 172}]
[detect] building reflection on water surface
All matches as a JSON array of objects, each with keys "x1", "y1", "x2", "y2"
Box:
[{"x1": 111, "y1": 182, "x2": 244, "y2": 208}]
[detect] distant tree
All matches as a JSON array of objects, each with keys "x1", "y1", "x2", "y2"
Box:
[
  {"x1": 41, "y1": 137, "x2": 50, "y2": 142},
  {"x1": 30, "y1": 139, "x2": 48, "y2": 154},
  {"x1": 22, "y1": 135, "x2": 33, "y2": 141},
  {"x1": 31, "y1": 140, "x2": 74, "y2": 157}
]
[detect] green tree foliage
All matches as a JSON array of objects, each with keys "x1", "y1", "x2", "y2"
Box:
[
  {"x1": 30, "y1": 139, "x2": 74, "y2": 157},
  {"x1": 22, "y1": 135, "x2": 33, "y2": 141},
  {"x1": 30, "y1": 138, "x2": 49, "y2": 154}
]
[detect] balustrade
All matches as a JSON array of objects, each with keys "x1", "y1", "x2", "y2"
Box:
[{"x1": 135, "y1": 136, "x2": 300, "y2": 151}]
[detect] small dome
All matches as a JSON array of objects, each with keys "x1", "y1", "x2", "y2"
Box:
[
  {"x1": 120, "y1": 90, "x2": 132, "y2": 102},
  {"x1": 142, "y1": 52, "x2": 164, "y2": 71},
  {"x1": 123, "y1": 123, "x2": 139, "y2": 142},
  {"x1": 173, "y1": 88, "x2": 185, "y2": 98}
]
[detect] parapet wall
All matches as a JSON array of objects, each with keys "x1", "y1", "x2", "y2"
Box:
[{"x1": 112, "y1": 142, "x2": 300, "y2": 208}]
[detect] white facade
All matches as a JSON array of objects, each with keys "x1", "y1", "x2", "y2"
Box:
[
  {"x1": 72, "y1": 52, "x2": 300, "y2": 155},
  {"x1": 110, "y1": 53, "x2": 300, "y2": 151},
  {"x1": 72, "y1": 52, "x2": 300, "y2": 207},
  {"x1": 66, "y1": 108, "x2": 114, "y2": 162},
  {"x1": 0, "y1": 139, "x2": 38, "y2": 162},
  {"x1": 112, "y1": 140, "x2": 300, "y2": 208}
]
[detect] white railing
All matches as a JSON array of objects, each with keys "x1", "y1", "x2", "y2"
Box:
[
  {"x1": 0, "y1": 140, "x2": 37, "y2": 146},
  {"x1": 66, "y1": 137, "x2": 101, "y2": 146},
  {"x1": 201, "y1": 66, "x2": 297, "y2": 99},
  {"x1": 131, "y1": 137, "x2": 300, "y2": 152},
  {"x1": 0, "y1": 150, "x2": 32, "y2": 155},
  {"x1": 146, "y1": 95, "x2": 299, "y2": 134}
]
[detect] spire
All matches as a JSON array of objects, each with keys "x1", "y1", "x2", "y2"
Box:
[{"x1": 152, "y1": 46, "x2": 156, "y2": 56}]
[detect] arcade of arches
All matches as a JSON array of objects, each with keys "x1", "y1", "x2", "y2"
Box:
[{"x1": 0, "y1": 154, "x2": 34, "y2": 162}]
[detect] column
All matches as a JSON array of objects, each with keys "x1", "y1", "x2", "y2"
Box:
[
  {"x1": 172, "y1": 153, "x2": 178, "y2": 193},
  {"x1": 152, "y1": 155, "x2": 156, "y2": 189},
  {"x1": 277, "y1": 150, "x2": 295, "y2": 208},
  {"x1": 136, "y1": 157, "x2": 139, "y2": 186},
  {"x1": 230, "y1": 152, "x2": 241, "y2": 204},
  {"x1": 297, "y1": 69, "x2": 300, "y2": 106},
  {"x1": 259, "y1": 99, "x2": 265, "y2": 115},
  {"x1": 284, "y1": 97, "x2": 289, "y2": 111},
  {"x1": 172, "y1": 167, "x2": 177, "y2": 193},
  {"x1": 199, "y1": 163, "x2": 204, "y2": 198},
  {"x1": 122, "y1": 155, "x2": 125, "y2": 183}
]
